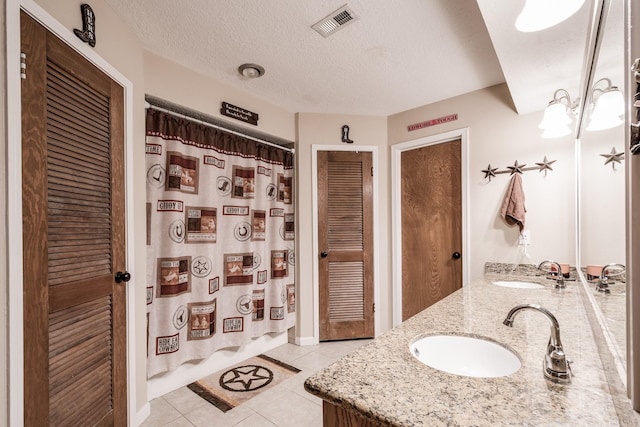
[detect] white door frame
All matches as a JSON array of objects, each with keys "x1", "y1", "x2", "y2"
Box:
[
  {"x1": 5, "y1": 1, "x2": 138, "y2": 424},
  {"x1": 311, "y1": 145, "x2": 380, "y2": 342},
  {"x1": 390, "y1": 128, "x2": 470, "y2": 326}
]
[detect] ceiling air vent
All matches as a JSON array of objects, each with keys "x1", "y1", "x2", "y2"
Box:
[{"x1": 312, "y1": 5, "x2": 359, "y2": 38}]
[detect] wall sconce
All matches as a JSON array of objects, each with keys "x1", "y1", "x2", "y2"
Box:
[
  {"x1": 585, "y1": 78, "x2": 625, "y2": 131},
  {"x1": 515, "y1": 0, "x2": 585, "y2": 32},
  {"x1": 540, "y1": 78, "x2": 624, "y2": 138},
  {"x1": 538, "y1": 89, "x2": 577, "y2": 138}
]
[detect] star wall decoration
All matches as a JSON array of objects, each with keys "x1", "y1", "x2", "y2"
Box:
[
  {"x1": 600, "y1": 147, "x2": 624, "y2": 169},
  {"x1": 507, "y1": 160, "x2": 526, "y2": 175},
  {"x1": 535, "y1": 156, "x2": 556, "y2": 177},
  {"x1": 480, "y1": 157, "x2": 556, "y2": 182},
  {"x1": 481, "y1": 164, "x2": 498, "y2": 181}
]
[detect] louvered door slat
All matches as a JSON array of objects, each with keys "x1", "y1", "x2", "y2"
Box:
[
  {"x1": 49, "y1": 178, "x2": 110, "y2": 196},
  {"x1": 48, "y1": 159, "x2": 109, "y2": 180},
  {"x1": 45, "y1": 82, "x2": 111, "y2": 130},
  {"x1": 47, "y1": 106, "x2": 110, "y2": 147},
  {"x1": 47, "y1": 62, "x2": 110, "y2": 116},
  {"x1": 48, "y1": 205, "x2": 111, "y2": 218},
  {"x1": 48, "y1": 123, "x2": 111, "y2": 158},
  {"x1": 47, "y1": 97, "x2": 110, "y2": 139},
  {"x1": 48, "y1": 295, "x2": 113, "y2": 426},
  {"x1": 327, "y1": 161, "x2": 363, "y2": 250},
  {"x1": 328, "y1": 262, "x2": 364, "y2": 321},
  {"x1": 50, "y1": 333, "x2": 111, "y2": 391},
  {"x1": 47, "y1": 141, "x2": 110, "y2": 173},
  {"x1": 49, "y1": 297, "x2": 110, "y2": 335},
  {"x1": 49, "y1": 246, "x2": 111, "y2": 259},
  {"x1": 48, "y1": 125, "x2": 110, "y2": 159}
]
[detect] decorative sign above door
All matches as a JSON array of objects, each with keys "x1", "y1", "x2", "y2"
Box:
[
  {"x1": 73, "y1": 4, "x2": 96, "y2": 47},
  {"x1": 408, "y1": 113, "x2": 458, "y2": 132},
  {"x1": 220, "y1": 102, "x2": 259, "y2": 126}
]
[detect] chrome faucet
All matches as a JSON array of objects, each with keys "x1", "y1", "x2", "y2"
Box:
[
  {"x1": 596, "y1": 263, "x2": 626, "y2": 293},
  {"x1": 503, "y1": 304, "x2": 572, "y2": 384},
  {"x1": 538, "y1": 260, "x2": 565, "y2": 289}
]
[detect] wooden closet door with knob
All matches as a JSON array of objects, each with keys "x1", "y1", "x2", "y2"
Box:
[
  {"x1": 401, "y1": 139, "x2": 462, "y2": 321},
  {"x1": 317, "y1": 150, "x2": 374, "y2": 341},
  {"x1": 21, "y1": 11, "x2": 127, "y2": 426}
]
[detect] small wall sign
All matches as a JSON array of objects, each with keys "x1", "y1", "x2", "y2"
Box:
[
  {"x1": 341, "y1": 125, "x2": 353, "y2": 143},
  {"x1": 220, "y1": 102, "x2": 259, "y2": 126},
  {"x1": 73, "y1": 4, "x2": 96, "y2": 47},
  {"x1": 408, "y1": 113, "x2": 458, "y2": 132}
]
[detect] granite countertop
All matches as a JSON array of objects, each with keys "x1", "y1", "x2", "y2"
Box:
[{"x1": 304, "y1": 274, "x2": 622, "y2": 426}]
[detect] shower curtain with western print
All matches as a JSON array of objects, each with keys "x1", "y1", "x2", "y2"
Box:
[{"x1": 145, "y1": 109, "x2": 295, "y2": 378}]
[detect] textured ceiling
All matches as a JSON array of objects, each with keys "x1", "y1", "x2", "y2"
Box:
[{"x1": 102, "y1": 0, "x2": 601, "y2": 117}]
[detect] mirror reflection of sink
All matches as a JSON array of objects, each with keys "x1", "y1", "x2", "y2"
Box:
[
  {"x1": 409, "y1": 334, "x2": 521, "y2": 378},
  {"x1": 493, "y1": 280, "x2": 544, "y2": 289}
]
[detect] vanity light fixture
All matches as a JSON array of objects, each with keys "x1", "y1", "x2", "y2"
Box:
[
  {"x1": 586, "y1": 78, "x2": 625, "y2": 131},
  {"x1": 538, "y1": 89, "x2": 576, "y2": 138},
  {"x1": 238, "y1": 63, "x2": 265, "y2": 79},
  {"x1": 515, "y1": 0, "x2": 585, "y2": 32},
  {"x1": 540, "y1": 78, "x2": 624, "y2": 138}
]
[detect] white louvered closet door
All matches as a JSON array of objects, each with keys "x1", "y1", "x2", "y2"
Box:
[{"x1": 317, "y1": 151, "x2": 374, "y2": 340}]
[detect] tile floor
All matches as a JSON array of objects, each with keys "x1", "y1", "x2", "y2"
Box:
[{"x1": 140, "y1": 339, "x2": 371, "y2": 427}]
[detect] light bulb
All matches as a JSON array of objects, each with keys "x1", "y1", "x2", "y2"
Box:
[
  {"x1": 241, "y1": 67, "x2": 260, "y2": 78},
  {"x1": 586, "y1": 87, "x2": 625, "y2": 131},
  {"x1": 538, "y1": 102, "x2": 572, "y2": 130}
]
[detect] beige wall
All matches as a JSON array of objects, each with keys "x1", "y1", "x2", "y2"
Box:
[
  {"x1": 389, "y1": 84, "x2": 576, "y2": 280},
  {"x1": 295, "y1": 113, "x2": 391, "y2": 336},
  {"x1": 143, "y1": 51, "x2": 295, "y2": 142}
]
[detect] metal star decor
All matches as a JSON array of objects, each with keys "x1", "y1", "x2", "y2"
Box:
[
  {"x1": 480, "y1": 156, "x2": 556, "y2": 182},
  {"x1": 535, "y1": 156, "x2": 557, "y2": 177},
  {"x1": 481, "y1": 164, "x2": 499, "y2": 181},
  {"x1": 600, "y1": 147, "x2": 625, "y2": 169},
  {"x1": 507, "y1": 160, "x2": 526, "y2": 175}
]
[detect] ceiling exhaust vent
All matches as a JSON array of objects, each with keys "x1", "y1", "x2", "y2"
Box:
[{"x1": 312, "y1": 5, "x2": 358, "y2": 38}]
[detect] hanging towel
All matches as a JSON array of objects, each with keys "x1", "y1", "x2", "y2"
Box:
[{"x1": 500, "y1": 173, "x2": 526, "y2": 232}]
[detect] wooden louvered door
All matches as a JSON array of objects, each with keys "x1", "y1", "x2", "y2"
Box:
[
  {"x1": 21, "y1": 12, "x2": 127, "y2": 426},
  {"x1": 318, "y1": 151, "x2": 374, "y2": 340}
]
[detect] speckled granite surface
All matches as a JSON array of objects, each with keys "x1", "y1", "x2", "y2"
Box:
[{"x1": 304, "y1": 273, "x2": 624, "y2": 426}]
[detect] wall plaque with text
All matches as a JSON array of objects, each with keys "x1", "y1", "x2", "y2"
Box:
[{"x1": 220, "y1": 102, "x2": 259, "y2": 126}]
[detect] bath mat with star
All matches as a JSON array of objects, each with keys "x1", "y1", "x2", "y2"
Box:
[{"x1": 187, "y1": 354, "x2": 301, "y2": 412}]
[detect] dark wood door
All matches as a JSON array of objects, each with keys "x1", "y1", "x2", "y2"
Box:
[
  {"x1": 317, "y1": 151, "x2": 374, "y2": 340},
  {"x1": 401, "y1": 139, "x2": 462, "y2": 321},
  {"x1": 21, "y1": 11, "x2": 127, "y2": 426}
]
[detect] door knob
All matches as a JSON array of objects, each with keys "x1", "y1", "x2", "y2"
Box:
[
  {"x1": 320, "y1": 251, "x2": 328, "y2": 258},
  {"x1": 115, "y1": 271, "x2": 131, "y2": 283},
  {"x1": 452, "y1": 252, "x2": 461, "y2": 260}
]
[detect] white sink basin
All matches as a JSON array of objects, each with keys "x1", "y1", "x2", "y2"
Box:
[
  {"x1": 493, "y1": 280, "x2": 544, "y2": 289},
  {"x1": 409, "y1": 334, "x2": 521, "y2": 378}
]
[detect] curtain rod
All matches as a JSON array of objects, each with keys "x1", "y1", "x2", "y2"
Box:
[{"x1": 145, "y1": 98, "x2": 294, "y2": 153}]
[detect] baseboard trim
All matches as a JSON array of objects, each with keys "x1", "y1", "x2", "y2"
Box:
[
  {"x1": 135, "y1": 402, "x2": 151, "y2": 426},
  {"x1": 295, "y1": 336, "x2": 319, "y2": 346}
]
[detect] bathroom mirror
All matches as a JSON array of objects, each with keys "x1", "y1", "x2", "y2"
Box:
[{"x1": 577, "y1": 0, "x2": 627, "y2": 374}]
